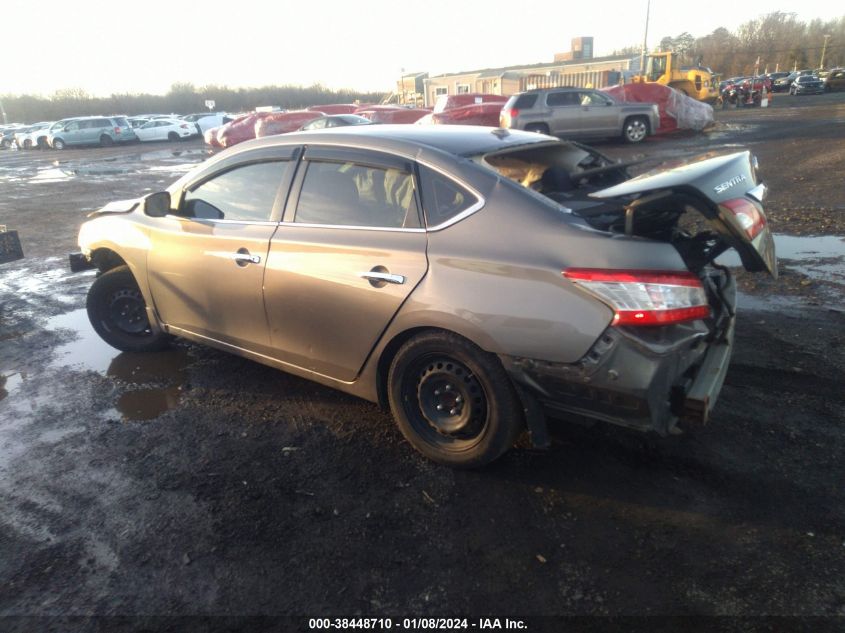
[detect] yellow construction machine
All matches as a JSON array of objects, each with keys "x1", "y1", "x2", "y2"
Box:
[{"x1": 633, "y1": 51, "x2": 719, "y2": 102}]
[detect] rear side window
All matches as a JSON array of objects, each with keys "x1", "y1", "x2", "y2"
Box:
[
  {"x1": 417, "y1": 164, "x2": 479, "y2": 228},
  {"x1": 294, "y1": 160, "x2": 419, "y2": 229},
  {"x1": 114, "y1": 117, "x2": 129, "y2": 127},
  {"x1": 546, "y1": 92, "x2": 580, "y2": 106},
  {"x1": 513, "y1": 94, "x2": 538, "y2": 109},
  {"x1": 182, "y1": 161, "x2": 289, "y2": 222}
]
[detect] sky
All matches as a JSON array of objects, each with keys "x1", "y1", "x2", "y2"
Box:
[{"x1": 2, "y1": 0, "x2": 841, "y2": 97}]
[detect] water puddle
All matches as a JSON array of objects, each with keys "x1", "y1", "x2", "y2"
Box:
[
  {"x1": 46, "y1": 309, "x2": 189, "y2": 421},
  {"x1": 717, "y1": 234, "x2": 845, "y2": 283}
]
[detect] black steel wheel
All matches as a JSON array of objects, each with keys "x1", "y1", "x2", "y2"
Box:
[
  {"x1": 167, "y1": 132, "x2": 180, "y2": 142},
  {"x1": 99, "y1": 134, "x2": 114, "y2": 147},
  {"x1": 86, "y1": 265, "x2": 170, "y2": 352},
  {"x1": 388, "y1": 331, "x2": 523, "y2": 467}
]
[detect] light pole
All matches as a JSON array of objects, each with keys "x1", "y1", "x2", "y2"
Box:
[
  {"x1": 639, "y1": 0, "x2": 651, "y2": 75},
  {"x1": 820, "y1": 34, "x2": 831, "y2": 70}
]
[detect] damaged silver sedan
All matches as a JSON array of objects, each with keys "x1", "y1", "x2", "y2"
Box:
[{"x1": 71, "y1": 125, "x2": 776, "y2": 467}]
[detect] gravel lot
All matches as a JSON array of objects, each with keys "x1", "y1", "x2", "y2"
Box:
[{"x1": 1, "y1": 93, "x2": 844, "y2": 631}]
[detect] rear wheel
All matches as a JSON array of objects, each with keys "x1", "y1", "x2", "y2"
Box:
[
  {"x1": 524, "y1": 123, "x2": 550, "y2": 135},
  {"x1": 387, "y1": 331, "x2": 524, "y2": 468},
  {"x1": 623, "y1": 116, "x2": 648, "y2": 144},
  {"x1": 23, "y1": 139, "x2": 32, "y2": 149},
  {"x1": 86, "y1": 265, "x2": 170, "y2": 352},
  {"x1": 99, "y1": 135, "x2": 114, "y2": 147},
  {"x1": 52, "y1": 138, "x2": 66, "y2": 150},
  {"x1": 167, "y1": 132, "x2": 180, "y2": 142}
]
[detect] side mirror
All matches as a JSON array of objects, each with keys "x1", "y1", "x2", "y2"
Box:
[{"x1": 144, "y1": 191, "x2": 171, "y2": 217}]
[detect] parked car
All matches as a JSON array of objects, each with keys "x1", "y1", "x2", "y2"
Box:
[
  {"x1": 298, "y1": 114, "x2": 374, "y2": 130},
  {"x1": 71, "y1": 126, "x2": 775, "y2": 467},
  {"x1": 128, "y1": 117, "x2": 151, "y2": 129},
  {"x1": 49, "y1": 116, "x2": 137, "y2": 149},
  {"x1": 766, "y1": 71, "x2": 791, "y2": 85},
  {"x1": 134, "y1": 118, "x2": 196, "y2": 142},
  {"x1": 181, "y1": 112, "x2": 231, "y2": 134},
  {"x1": 0, "y1": 125, "x2": 27, "y2": 149},
  {"x1": 773, "y1": 69, "x2": 815, "y2": 92},
  {"x1": 790, "y1": 75, "x2": 825, "y2": 95},
  {"x1": 499, "y1": 87, "x2": 659, "y2": 144},
  {"x1": 13, "y1": 122, "x2": 54, "y2": 149},
  {"x1": 823, "y1": 68, "x2": 845, "y2": 92}
]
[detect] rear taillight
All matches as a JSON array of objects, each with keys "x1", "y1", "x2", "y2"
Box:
[
  {"x1": 180, "y1": 124, "x2": 188, "y2": 129},
  {"x1": 719, "y1": 197, "x2": 766, "y2": 240},
  {"x1": 563, "y1": 269, "x2": 710, "y2": 326},
  {"x1": 114, "y1": 127, "x2": 121, "y2": 134},
  {"x1": 499, "y1": 108, "x2": 518, "y2": 127}
]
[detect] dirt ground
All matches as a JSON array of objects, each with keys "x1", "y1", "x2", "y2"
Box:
[{"x1": 1, "y1": 93, "x2": 844, "y2": 632}]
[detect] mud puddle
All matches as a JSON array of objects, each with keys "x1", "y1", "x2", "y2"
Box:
[{"x1": 46, "y1": 309, "x2": 190, "y2": 421}]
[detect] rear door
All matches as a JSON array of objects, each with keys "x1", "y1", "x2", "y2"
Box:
[
  {"x1": 263, "y1": 146, "x2": 428, "y2": 382},
  {"x1": 545, "y1": 91, "x2": 583, "y2": 136}
]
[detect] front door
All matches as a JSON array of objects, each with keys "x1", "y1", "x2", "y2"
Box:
[
  {"x1": 577, "y1": 91, "x2": 618, "y2": 135},
  {"x1": 264, "y1": 147, "x2": 428, "y2": 382},
  {"x1": 147, "y1": 159, "x2": 295, "y2": 354}
]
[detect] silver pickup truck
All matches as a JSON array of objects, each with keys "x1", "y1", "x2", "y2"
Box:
[{"x1": 500, "y1": 87, "x2": 660, "y2": 144}]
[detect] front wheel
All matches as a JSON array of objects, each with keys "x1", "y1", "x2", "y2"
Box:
[
  {"x1": 52, "y1": 138, "x2": 66, "y2": 150},
  {"x1": 86, "y1": 265, "x2": 170, "y2": 352},
  {"x1": 622, "y1": 116, "x2": 648, "y2": 144},
  {"x1": 387, "y1": 331, "x2": 524, "y2": 468}
]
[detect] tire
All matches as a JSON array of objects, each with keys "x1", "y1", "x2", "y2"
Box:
[
  {"x1": 86, "y1": 265, "x2": 170, "y2": 353},
  {"x1": 387, "y1": 331, "x2": 524, "y2": 468},
  {"x1": 52, "y1": 138, "x2": 66, "y2": 150},
  {"x1": 99, "y1": 134, "x2": 114, "y2": 147},
  {"x1": 524, "y1": 123, "x2": 550, "y2": 135},
  {"x1": 622, "y1": 116, "x2": 648, "y2": 144},
  {"x1": 167, "y1": 132, "x2": 180, "y2": 142},
  {"x1": 23, "y1": 139, "x2": 32, "y2": 150},
  {"x1": 1, "y1": 138, "x2": 11, "y2": 149},
  {"x1": 36, "y1": 137, "x2": 47, "y2": 149}
]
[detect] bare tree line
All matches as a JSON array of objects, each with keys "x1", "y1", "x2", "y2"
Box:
[
  {"x1": 624, "y1": 12, "x2": 845, "y2": 76},
  {"x1": 1, "y1": 83, "x2": 385, "y2": 125}
]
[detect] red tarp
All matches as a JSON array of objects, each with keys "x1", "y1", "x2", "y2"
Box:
[
  {"x1": 429, "y1": 102, "x2": 504, "y2": 126},
  {"x1": 255, "y1": 111, "x2": 324, "y2": 138},
  {"x1": 355, "y1": 106, "x2": 431, "y2": 124},
  {"x1": 602, "y1": 83, "x2": 714, "y2": 134},
  {"x1": 306, "y1": 104, "x2": 359, "y2": 114}
]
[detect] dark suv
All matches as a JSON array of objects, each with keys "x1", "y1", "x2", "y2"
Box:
[
  {"x1": 48, "y1": 116, "x2": 137, "y2": 149},
  {"x1": 500, "y1": 87, "x2": 659, "y2": 144}
]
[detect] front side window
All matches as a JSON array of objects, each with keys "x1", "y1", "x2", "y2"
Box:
[
  {"x1": 182, "y1": 161, "x2": 288, "y2": 222},
  {"x1": 294, "y1": 160, "x2": 419, "y2": 229},
  {"x1": 417, "y1": 164, "x2": 479, "y2": 228},
  {"x1": 580, "y1": 92, "x2": 611, "y2": 106}
]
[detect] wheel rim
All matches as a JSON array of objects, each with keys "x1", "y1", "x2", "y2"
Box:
[
  {"x1": 402, "y1": 355, "x2": 490, "y2": 448},
  {"x1": 104, "y1": 287, "x2": 150, "y2": 335},
  {"x1": 626, "y1": 120, "x2": 646, "y2": 142}
]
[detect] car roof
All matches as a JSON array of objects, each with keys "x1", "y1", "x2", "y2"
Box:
[{"x1": 235, "y1": 124, "x2": 555, "y2": 158}]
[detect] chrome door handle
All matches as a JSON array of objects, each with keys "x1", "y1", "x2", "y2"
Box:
[
  {"x1": 358, "y1": 271, "x2": 405, "y2": 285},
  {"x1": 233, "y1": 253, "x2": 261, "y2": 264}
]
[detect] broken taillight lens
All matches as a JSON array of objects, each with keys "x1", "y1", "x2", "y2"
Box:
[
  {"x1": 563, "y1": 269, "x2": 710, "y2": 326},
  {"x1": 719, "y1": 197, "x2": 767, "y2": 240}
]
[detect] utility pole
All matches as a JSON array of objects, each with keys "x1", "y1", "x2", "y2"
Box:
[
  {"x1": 639, "y1": 0, "x2": 651, "y2": 76},
  {"x1": 820, "y1": 34, "x2": 831, "y2": 70}
]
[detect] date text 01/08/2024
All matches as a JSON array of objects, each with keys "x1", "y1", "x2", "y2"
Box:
[{"x1": 308, "y1": 618, "x2": 528, "y2": 630}]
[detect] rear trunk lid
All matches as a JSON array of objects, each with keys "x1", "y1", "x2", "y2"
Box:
[{"x1": 591, "y1": 151, "x2": 777, "y2": 277}]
